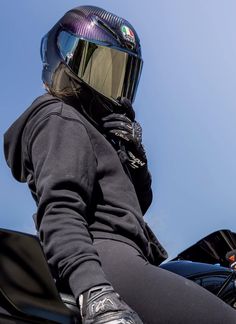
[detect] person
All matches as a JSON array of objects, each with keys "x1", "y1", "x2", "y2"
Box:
[{"x1": 4, "y1": 5, "x2": 236, "y2": 324}]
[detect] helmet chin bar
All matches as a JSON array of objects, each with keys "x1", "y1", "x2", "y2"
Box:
[
  {"x1": 77, "y1": 83, "x2": 136, "y2": 126},
  {"x1": 78, "y1": 83, "x2": 124, "y2": 127},
  {"x1": 64, "y1": 74, "x2": 121, "y2": 128}
]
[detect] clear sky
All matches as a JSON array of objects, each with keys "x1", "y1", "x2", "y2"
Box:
[{"x1": 1, "y1": 0, "x2": 236, "y2": 259}]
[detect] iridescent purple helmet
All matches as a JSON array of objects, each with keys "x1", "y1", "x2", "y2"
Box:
[{"x1": 41, "y1": 5, "x2": 143, "y2": 105}]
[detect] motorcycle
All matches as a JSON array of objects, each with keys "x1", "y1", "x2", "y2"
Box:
[{"x1": 0, "y1": 228, "x2": 236, "y2": 323}]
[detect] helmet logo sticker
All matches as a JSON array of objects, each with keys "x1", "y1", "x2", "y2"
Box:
[{"x1": 121, "y1": 25, "x2": 135, "y2": 45}]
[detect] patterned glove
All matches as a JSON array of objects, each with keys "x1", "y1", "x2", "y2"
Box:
[
  {"x1": 79, "y1": 285, "x2": 143, "y2": 324},
  {"x1": 102, "y1": 113, "x2": 147, "y2": 169}
]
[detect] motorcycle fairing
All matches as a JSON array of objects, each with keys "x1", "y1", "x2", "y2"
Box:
[
  {"x1": 172, "y1": 229, "x2": 236, "y2": 267},
  {"x1": 0, "y1": 228, "x2": 76, "y2": 323}
]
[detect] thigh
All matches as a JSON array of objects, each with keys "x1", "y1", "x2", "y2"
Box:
[{"x1": 94, "y1": 239, "x2": 236, "y2": 324}]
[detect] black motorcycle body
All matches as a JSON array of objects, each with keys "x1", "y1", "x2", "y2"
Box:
[{"x1": 0, "y1": 228, "x2": 236, "y2": 323}]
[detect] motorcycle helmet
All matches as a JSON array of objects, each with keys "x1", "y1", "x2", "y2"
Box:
[{"x1": 40, "y1": 5, "x2": 143, "y2": 110}]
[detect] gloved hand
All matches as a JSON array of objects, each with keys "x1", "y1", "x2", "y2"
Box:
[
  {"x1": 79, "y1": 285, "x2": 143, "y2": 324},
  {"x1": 102, "y1": 113, "x2": 147, "y2": 170}
]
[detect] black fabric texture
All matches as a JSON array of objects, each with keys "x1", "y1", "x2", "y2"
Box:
[
  {"x1": 94, "y1": 239, "x2": 236, "y2": 324},
  {"x1": 4, "y1": 93, "x2": 166, "y2": 299}
]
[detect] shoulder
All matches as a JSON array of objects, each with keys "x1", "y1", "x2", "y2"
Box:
[
  {"x1": 24, "y1": 94, "x2": 93, "y2": 150},
  {"x1": 30, "y1": 93, "x2": 86, "y2": 126}
]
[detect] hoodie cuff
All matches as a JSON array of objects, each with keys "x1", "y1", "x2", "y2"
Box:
[{"x1": 68, "y1": 260, "x2": 111, "y2": 302}]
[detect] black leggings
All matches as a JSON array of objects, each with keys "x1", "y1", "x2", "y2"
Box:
[{"x1": 94, "y1": 239, "x2": 236, "y2": 324}]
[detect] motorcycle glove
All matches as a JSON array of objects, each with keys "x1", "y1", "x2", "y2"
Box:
[
  {"x1": 79, "y1": 285, "x2": 143, "y2": 324},
  {"x1": 102, "y1": 113, "x2": 147, "y2": 170}
]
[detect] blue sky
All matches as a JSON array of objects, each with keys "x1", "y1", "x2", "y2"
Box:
[{"x1": 1, "y1": 0, "x2": 236, "y2": 259}]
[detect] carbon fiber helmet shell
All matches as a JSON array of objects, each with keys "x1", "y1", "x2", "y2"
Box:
[{"x1": 41, "y1": 5, "x2": 142, "y2": 104}]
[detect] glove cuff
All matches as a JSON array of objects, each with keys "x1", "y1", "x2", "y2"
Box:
[{"x1": 79, "y1": 285, "x2": 115, "y2": 318}]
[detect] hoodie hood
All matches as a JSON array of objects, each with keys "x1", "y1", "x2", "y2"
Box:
[{"x1": 4, "y1": 94, "x2": 60, "y2": 182}]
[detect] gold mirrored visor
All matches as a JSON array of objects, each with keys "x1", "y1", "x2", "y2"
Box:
[{"x1": 58, "y1": 31, "x2": 143, "y2": 103}]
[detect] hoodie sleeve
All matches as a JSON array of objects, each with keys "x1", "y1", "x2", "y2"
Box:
[{"x1": 27, "y1": 112, "x2": 110, "y2": 300}]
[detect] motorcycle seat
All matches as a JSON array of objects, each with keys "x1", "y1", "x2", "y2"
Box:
[{"x1": 0, "y1": 228, "x2": 80, "y2": 323}]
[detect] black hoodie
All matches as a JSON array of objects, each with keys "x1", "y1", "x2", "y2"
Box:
[{"x1": 4, "y1": 93, "x2": 167, "y2": 300}]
